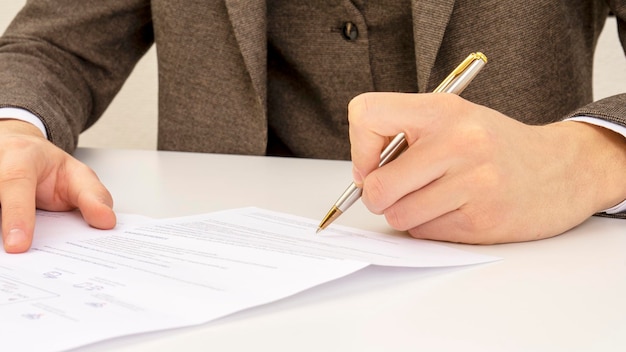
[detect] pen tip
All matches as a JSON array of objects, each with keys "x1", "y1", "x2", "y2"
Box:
[{"x1": 316, "y1": 206, "x2": 342, "y2": 234}]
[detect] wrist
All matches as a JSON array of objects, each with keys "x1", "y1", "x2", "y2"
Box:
[
  {"x1": 556, "y1": 121, "x2": 626, "y2": 212},
  {"x1": 0, "y1": 119, "x2": 46, "y2": 139}
]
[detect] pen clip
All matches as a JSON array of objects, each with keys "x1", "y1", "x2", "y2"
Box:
[{"x1": 433, "y1": 52, "x2": 487, "y2": 93}]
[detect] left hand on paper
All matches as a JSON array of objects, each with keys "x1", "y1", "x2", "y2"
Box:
[
  {"x1": 0, "y1": 119, "x2": 116, "y2": 253},
  {"x1": 348, "y1": 93, "x2": 626, "y2": 244}
]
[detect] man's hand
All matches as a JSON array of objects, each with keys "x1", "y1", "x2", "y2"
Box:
[
  {"x1": 349, "y1": 93, "x2": 626, "y2": 244},
  {"x1": 0, "y1": 120, "x2": 115, "y2": 253}
]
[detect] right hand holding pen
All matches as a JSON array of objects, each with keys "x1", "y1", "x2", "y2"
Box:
[
  {"x1": 0, "y1": 119, "x2": 116, "y2": 253},
  {"x1": 348, "y1": 92, "x2": 626, "y2": 244}
]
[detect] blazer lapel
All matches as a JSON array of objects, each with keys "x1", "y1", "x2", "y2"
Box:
[
  {"x1": 411, "y1": 0, "x2": 456, "y2": 92},
  {"x1": 224, "y1": 0, "x2": 267, "y2": 111}
]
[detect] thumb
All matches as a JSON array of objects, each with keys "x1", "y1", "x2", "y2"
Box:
[
  {"x1": 77, "y1": 190, "x2": 116, "y2": 230},
  {"x1": 65, "y1": 162, "x2": 116, "y2": 230}
]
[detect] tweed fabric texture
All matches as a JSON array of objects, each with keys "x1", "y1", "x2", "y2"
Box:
[{"x1": 0, "y1": 0, "x2": 625, "y2": 159}]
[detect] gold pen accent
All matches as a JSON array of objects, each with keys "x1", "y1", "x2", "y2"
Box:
[
  {"x1": 317, "y1": 52, "x2": 488, "y2": 233},
  {"x1": 316, "y1": 206, "x2": 341, "y2": 234}
]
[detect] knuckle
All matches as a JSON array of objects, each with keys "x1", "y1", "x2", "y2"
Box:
[
  {"x1": 431, "y1": 91, "x2": 461, "y2": 105},
  {"x1": 463, "y1": 123, "x2": 492, "y2": 145},
  {"x1": 427, "y1": 93, "x2": 464, "y2": 116},
  {"x1": 468, "y1": 163, "x2": 504, "y2": 191},
  {"x1": 0, "y1": 137, "x2": 37, "y2": 161},
  {"x1": 458, "y1": 204, "x2": 500, "y2": 236},
  {"x1": 454, "y1": 125, "x2": 495, "y2": 157}
]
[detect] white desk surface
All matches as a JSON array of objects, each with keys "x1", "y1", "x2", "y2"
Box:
[{"x1": 71, "y1": 148, "x2": 625, "y2": 352}]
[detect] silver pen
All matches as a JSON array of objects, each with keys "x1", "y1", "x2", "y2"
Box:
[{"x1": 317, "y1": 52, "x2": 488, "y2": 233}]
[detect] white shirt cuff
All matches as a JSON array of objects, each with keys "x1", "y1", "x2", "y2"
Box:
[
  {"x1": 0, "y1": 107, "x2": 48, "y2": 139},
  {"x1": 566, "y1": 116, "x2": 626, "y2": 214}
]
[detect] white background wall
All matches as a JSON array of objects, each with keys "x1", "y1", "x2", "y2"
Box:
[{"x1": 2, "y1": 1, "x2": 626, "y2": 150}]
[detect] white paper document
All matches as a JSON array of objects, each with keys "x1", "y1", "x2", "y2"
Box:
[{"x1": 0, "y1": 207, "x2": 499, "y2": 352}]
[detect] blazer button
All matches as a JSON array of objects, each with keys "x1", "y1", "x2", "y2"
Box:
[{"x1": 342, "y1": 22, "x2": 359, "y2": 41}]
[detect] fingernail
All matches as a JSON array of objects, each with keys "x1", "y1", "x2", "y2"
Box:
[{"x1": 5, "y1": 229, "x2": 27, "y2": 249}]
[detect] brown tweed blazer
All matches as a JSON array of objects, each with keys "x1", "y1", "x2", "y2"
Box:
[{"x1": 1, "y1": 0, "x2": 626, "y2": 157}]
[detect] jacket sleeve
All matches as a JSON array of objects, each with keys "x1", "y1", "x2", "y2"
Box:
[
  {"x1": 0, "y1": 0, "x2": 154, "y2": 152},
  {"x1": 567, "y1": 3, "x2": 626, "y2": 126}
]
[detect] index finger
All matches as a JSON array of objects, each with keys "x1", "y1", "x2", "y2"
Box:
[
  {"x1": 348, "y1": 92, "x2": 447, "y2": 183},
  {"x1": 0, "y1": 167, "x2": 37, "y2": 253}
]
